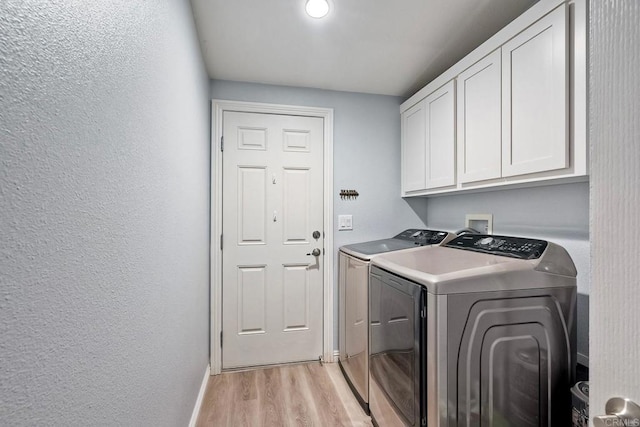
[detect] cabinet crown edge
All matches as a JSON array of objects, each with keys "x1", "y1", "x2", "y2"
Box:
[{"x1": 400, "y1": 0, "x2": 567, "y2": 113}]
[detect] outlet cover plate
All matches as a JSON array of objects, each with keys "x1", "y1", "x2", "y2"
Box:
[{"x1": 466, "y1": 213, "x2": 493, "y2": 234}]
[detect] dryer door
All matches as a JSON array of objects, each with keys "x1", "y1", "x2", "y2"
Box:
[
  {"x1": 369, "y1": 266, "x2": 425, "y2": 427},
  {"x1": 339, "y1": 253, "x2": 369, "y2": 404}
]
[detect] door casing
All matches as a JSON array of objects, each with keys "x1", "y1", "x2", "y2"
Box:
[{"x1": 210, "y1": 99, "x2": 334, "y2": 375}]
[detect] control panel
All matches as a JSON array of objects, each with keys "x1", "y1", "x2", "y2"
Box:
[
  {"x1": 445, "y1": 234, "x2": 548, "y2": 259},
  {"x1": 394, "y1": 229, "x2": 450, "y2": 246}
]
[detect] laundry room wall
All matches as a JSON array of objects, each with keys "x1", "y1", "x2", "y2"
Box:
[
  {"x1": 1, "y1": 1, "x2": 210, "y2": 425},
  {"x1": 210, "y1": 79, "x2": 429, "y2": 349},
  {"x1": 411, "y1": 181, "x2": 590, "y2": 365},
  {"x1": 589, "y1": 0, "x2": 640, "y2": 412}
]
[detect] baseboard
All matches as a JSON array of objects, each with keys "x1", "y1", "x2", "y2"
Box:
[{"x1": 188, "y1": 364, "x2": 211, "y2": 427}]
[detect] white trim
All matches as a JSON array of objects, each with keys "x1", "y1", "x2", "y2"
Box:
[
  {"x1": 188, "y1": 364, "x2": 211, "y2": 427},
  {"x1": 210, "y1": 99, "x2": 335, "y2": 375},
  {"x1": 570, "y1": 0, "x2": 588, "y2": 176}
]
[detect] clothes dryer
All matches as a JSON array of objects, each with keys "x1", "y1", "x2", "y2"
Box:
[
  {"x1": 369, "y1": 234, "x2": 577, "y2": 426},
  {"x1": 338, "y1": 229, "x2": 455, "y2": 412}
]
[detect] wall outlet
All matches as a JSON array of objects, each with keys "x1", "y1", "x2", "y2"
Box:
[
  {"x1": 338, "y1": 215, "x2": 353, "y2": 231},
  {"x1": 466, "y1": 213, "x2": 493, "y2": 234}
]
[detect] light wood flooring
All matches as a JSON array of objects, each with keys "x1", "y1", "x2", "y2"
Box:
[{"x1": 196, "y1": 362, "x2": 373, "y2": 426}]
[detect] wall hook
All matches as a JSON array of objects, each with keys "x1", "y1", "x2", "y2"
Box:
[{"x1": 340, "y1": 189, "x2": 359, "y2": 200}]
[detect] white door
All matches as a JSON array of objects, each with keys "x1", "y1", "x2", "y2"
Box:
[
  {"x1": 425, "y1": 80, "x2": 456, "y2": 189},
  {"x1": 402, "y1": 100, "x2": 427, "y2": 193},
  {"x1": 221, "y1": 111, "x2": 324, "y2": 369},
  {"x1": 457, "y1": 49, "x2": 502, "y2": 183},
  {"x1": 501, "y1": 4, "x2": 567, "y2": 177}
]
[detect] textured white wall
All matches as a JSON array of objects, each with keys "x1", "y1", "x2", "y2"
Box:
[
  {"x1": 589, "y1": 0, "x2": 640, "y2": 419},
  {"x1": 210, "y1": 79, "x2": 429, "y2": 348},
  {"x1": 0, "y1": 1, "x2": 210, "y2": 425}
]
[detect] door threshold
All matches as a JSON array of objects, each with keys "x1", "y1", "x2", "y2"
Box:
[{"x1": 222, "y1": 358, "x2": 326, "y2": 373}]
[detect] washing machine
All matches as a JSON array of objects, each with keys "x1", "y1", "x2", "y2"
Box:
[
  {"x1": 368, "y1": 233, "x2": 577, "y2": 427},
  {"x1": 338, "y1": 229, "x2": 455, "y2": 412}
]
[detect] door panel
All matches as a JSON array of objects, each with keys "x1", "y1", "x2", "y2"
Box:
[
  {"x1": 222, "y1": 111, "x2": 324, "y2": 369},
  {"x1": 425, "y1": 80, "x2": 456, "y2": 189},
  {"x1": 283, "y1": 264, "x2": 309, "y2": 330},
  {"x1": 457, "y1": 49, "x2": 502, "y2": 183},
  {"x1": 502, "y1": 4, "x2": 567, "y2": 177},
  {"x1": 237, "y1": 266, "x2": 267, "y2": 334},
  {"x1": 283, "y1": 130, "x2": 310, "y2": 152},
  {"x1": 237, "y1": 167, "x2": 267, "y2": 244},
  {"x1": 237, "y1": 127, "x2": 267, "y2": 150},
  {"x1": 282, "y1": 168, "x2": 310, "y2": 244},
  {"x1": 402, "y1": 100, "x2": 427, "y2": 192}
]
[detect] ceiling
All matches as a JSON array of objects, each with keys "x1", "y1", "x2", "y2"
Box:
[{"x1": 191, "y1": 0, "x2": 538, "y2": 98}]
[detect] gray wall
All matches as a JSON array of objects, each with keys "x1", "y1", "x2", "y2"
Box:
[
  {"x1": 210, "y1": 79, "x2": 428, "y2": 348},
  {"x1": 0, "y1": 1, "x2": 210, "y2": 425},
  {"x1": 411, "y1": 182, "x2": 590, "y2": 364}
]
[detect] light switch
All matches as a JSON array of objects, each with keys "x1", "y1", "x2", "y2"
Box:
[{"x1": 338, "y1": 215, "x2": 353, "y2": 231}]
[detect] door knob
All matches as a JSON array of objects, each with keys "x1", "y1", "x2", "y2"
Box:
[
  {"x1": 593, "y1": 397, "x2": 640, "y2": 427},
  {"x1": 307, "y1": 248, "x2": 321, "y2": 257}
]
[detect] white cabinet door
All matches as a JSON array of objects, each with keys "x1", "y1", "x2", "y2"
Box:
[
  {"x1": 402, "y1": 100, "x2": 427, "y2": 193},
  {"x1": 502, "y1": 4, "x2": 568, "y2": 177},
  {"x1": 457, "y1": 49, "x2": 502, "y2": 183},
  {"x1": 425, "y1": 80, "x2": 456, "y2": 189}
]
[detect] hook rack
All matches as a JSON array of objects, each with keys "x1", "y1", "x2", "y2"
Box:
[{"x1": 340, "y1": 189, "x2": 359, "y2": 200}]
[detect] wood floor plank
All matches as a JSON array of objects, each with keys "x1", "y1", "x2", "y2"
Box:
[
  {"x1": 325, "y1": 364, "x2": 373, "y2": 427},
  {"x1": 197, "y1": 372, "x2": 235, "y2": 426},
  {"x1": 261, "y1": 366, "x2": 285, "y2": 426},
  {"x1": 283, "y1": 365, "x2": 315, "y2": 427},
  {"x1": 240, "y1": 369, "x2": 258, "y2": 401},
  {"x1": 305, "y1": 363, "x2": 348, "y2": 426},
  {"x1": 196, "y1": 362, "x2": 372, "y2": 427}
]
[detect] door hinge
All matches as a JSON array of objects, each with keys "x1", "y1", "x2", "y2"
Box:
[
  {"x1": 220, "y1": 136, "x2": 224, "y2": 152},
  {"x1": 421, "y1": 308, "x2": 426, "y2": 318},
  {"x1": 220, "y1": 234, "x2": 223, "y2": 250},
  {"x1": 220, "y1": 331, "x2": 223, "y2": 347},
  {"x1": 422, "y1": 417, "x2": 426, "y2": 426}
]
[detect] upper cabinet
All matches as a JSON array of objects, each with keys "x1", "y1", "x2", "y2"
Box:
[
  {"x1": 401, "y1": 0, "x2": 587, "y2": 197},
  {"x1": 402, "y1": 100, "x2": 427, "y2": 192},
  {"x1": 457, "y1": 49, "x2": 502, "y2": 183},
  {"x1": 425, "y1": 81, "x2": 456, "y2": 189},
  {"x1": 502, "y1": 6, "x2": 567, "y2": 177},
  {"x1": 402, "y1": 80, "x2": 456, "y2": 193}
]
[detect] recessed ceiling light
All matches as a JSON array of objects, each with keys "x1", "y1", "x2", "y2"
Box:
[{"x1": 305, "y1": 0, "x2": 330, "y2": 19}]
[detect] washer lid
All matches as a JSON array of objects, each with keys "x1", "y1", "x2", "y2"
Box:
[
  {"x1": 371, "y1": 243, "x2": 576, "y2": 294},
  {"x1": 340, "y1": 238, "x2": 417, "y2": 260},
  {"x1": 340, "y1": 229, "x2": 453, "y2": 260}
]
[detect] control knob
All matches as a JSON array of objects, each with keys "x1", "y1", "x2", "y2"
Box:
[{"x1": 479, "y1": 237, "x2": 494, "y2": 246}]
